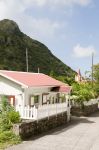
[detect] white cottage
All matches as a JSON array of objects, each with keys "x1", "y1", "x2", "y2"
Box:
[{"x1": 0, "y1": 70, "x2": 71, "y2": 120}]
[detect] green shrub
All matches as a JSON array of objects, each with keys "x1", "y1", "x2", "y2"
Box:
[
  {"x1": 0, "y1": 130, "x2": 21, "y2": 143},
  {"x1": 72, "y1": 83, "x2": 95, "y2": 106},
  {"x1": 1, "y1": 96, "x2": 10, "y2": 112},
  {"x1": 0, "y1": 96, "x2": 21, "y2": 132},
  {"x1": 0, "y1": 111, "x2": 12, "y2": 132},
  {"x1": 7, "y1": 110, "x2": 20, "y2": 124},
  {"x1": 0, "y1": 97, "x2": 21, "y2": 149}
]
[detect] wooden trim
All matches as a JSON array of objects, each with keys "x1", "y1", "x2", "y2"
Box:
[{"x1": 42, "y1": 93, "x2": 48, "y2": 105}]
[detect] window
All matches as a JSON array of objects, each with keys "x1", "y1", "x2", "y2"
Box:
[
  {"x1": 42, "y1": 93, "x2": 49, "y2": 104},
  {"x1": 34, "y1": 95, "x2": 39, "y2": 104},
  {"x1": 30, "y1": 95, "x2": 39, "y2": 106},
  {"x1": 30, "y1": 96, "x2": 34, "y2": 106},
  {"x1": 42, "y1": 95, "x2": 47, "y2": 104}
]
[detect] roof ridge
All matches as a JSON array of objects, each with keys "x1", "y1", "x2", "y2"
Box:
[{"x1": 0, "y1": 70, "x2": 43, "y2": 74}]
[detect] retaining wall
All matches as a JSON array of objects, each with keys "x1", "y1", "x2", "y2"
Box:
[
  {"x1": 13, "y1": 111, "x2": 69, "y2": 139},
  {"x1": 71, "y1": 103, "x2": 98, "y2": 116}
]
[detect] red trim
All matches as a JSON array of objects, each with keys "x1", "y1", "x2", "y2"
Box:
[{"x1": 8, "y1": 95, "x2": 15, "y2": 106}]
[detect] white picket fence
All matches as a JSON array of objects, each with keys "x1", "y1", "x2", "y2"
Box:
[
  {"x1": 16, "y1": 105, "x2": 37, "y2": 119},
  {"x1": 16, "y1": 102, "x2": 70, "y2": 120}
]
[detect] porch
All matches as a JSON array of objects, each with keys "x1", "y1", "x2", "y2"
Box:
[{"x1": 16, "y1": 96, "x2": 71, "y2": 121}]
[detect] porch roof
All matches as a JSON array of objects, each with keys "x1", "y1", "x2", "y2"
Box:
[{"x1": 51, "y1": 85, "x2": 72, "y2": 93}]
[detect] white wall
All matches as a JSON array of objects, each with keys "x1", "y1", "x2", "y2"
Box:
[
  {"x1": 0, "y1": 75, "x2": 24, "y2": 107},
  {"x1": 0, "y1": 76, "x2": 22, "y2": 95},
  {"x1": 24, "y1": 87, "x2": 69, "y2": 106},
  {"x1": 24, "y1": 86, "x2": 51, "y2": 105}
]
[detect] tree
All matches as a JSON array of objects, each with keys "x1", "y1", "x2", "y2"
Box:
[
  {"x1": 71, "y1": 83, "x2": 95, "y2": 106},
  {"x1": 93, "y1": 63, "x2": 99, "y2": 97},
  {"x1": 93, "y1": 63, "x2": 99, "y2": 83}
]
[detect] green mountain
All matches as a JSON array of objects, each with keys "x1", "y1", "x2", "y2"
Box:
[{"x1": 0, "y1": 19, "x2": 75, "y2": 78}]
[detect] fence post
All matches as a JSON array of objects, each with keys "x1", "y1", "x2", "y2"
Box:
[
  {"x1": 27, "y1": 105, "x2": 30, "y2": 118},
  {"x1": 56, "y1": 98, "x2": 57, "y2": 117},
  {"x1": 47, "y1": 100, "x2": 49, "y2": 120},
  {"x1": 24, "y1": 106, "x2": 26, "y2": 118},
  {"x1": 67, "y1": 95, "x2": 71, "y2": 122},
  {"x1": 35, "y1": 105, "x2": 38, "y2": 122}
]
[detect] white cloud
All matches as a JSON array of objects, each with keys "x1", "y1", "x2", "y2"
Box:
[
  {"x1": 73, "y1": 44, "x2": 96, "y2": 58},
  {"x1": 30, "y1": 0, "x2": 92, "y2": 7},
  {"x1": 18, "y1": 16, "x2": 60, "y2": 40},
  {"x1": 0, "y1": 0, "x2": 92, "y2": 18},
  {"x1": 0, "y1": 0, "x2": 92, "y2": 42},
  {"x1": 0, "y1": 0, "x2": 61, "y2": 42}
]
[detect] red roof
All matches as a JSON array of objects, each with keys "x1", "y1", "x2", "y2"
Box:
[{"x1": 0, "y1": 70, "x2": 66, "y2": 87}]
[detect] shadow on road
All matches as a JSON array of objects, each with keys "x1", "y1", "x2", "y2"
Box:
[
  {"x1": 88, "y1": 111, "x2": 99, "y2": 117},
  {"x1": 26, "y1": 112, "x2": 99, "y2": 142},
  {"x1": 48, "y1": 116, "x2": 95, "y2": 136}
]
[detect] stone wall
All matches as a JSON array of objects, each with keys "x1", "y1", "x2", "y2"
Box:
[
  {"x1": 13, "y1": 111, "x2": 69, "y2": 139},
  {"x1": 71, "y1": 103, "x2": 98, "y2": 117}
]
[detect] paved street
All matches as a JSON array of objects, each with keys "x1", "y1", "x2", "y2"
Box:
[{"x1": 7, "y1": 112, "x2": 99, "y2": 150}]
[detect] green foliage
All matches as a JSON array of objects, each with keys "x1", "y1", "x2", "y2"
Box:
[
  {"x1": 93, "y1": 64, "x2": 99, "y2": 96},
  {"x1": 0, "y1": 131, "x2": 21, "y2": 149},
  {"x1": 49, "y1": 73, "x2": 75, "y2": 85},
  {"x1": 84, "y1": 64, "x2": 99, "y2": 97},
  {"x1": 1, "y1": 96, "x2": 11, "y2": 111},
  {"x1": 72, "y1": 83, "x2": 95, "y2": 105},
  {"x1": 0, "y1": 97, "x2": 20, "y2": 132},
  {"x1": 0, "y1": 112, "x2": 12, "y2": 132},
  {"x1": 0, "y1": 19, "x2": 75, "y2": 78},
  {"x1": 0, "y1": 96, "x2": 21, "y2": 148},
  {"x1": 93, "y1": 63, "x2": 99, "y2": 83},
  {"x1": 7, "y1": 110, "x2": 20, "y2": 124},
  {"x1": 0, "y1": 97, "x2": 20, "y2": 128},
  {"x1": 0, "y1": 131, "x2": 21, "y2": 143}
]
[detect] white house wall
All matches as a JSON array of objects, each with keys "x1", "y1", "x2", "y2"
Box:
[
  {"x1": 25, "y1": 87, "x2": 50, "y2": 105},
  {"x1": 24, "y1": 86, "x2": 51, "y2": 105},
  {"x1": 0, "y1": 75, "x2": 24, "y2": 106}
]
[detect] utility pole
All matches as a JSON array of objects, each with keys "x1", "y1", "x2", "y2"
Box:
[
  {"x1": 38, "y1": 67, "x2": 40, "y2": 73},
  {"x1": 26, "y1": 48, "x2": 29, "y2": 72},
  {"x1": 92, "y1": 52, "x2": 94, "y2": 88}
]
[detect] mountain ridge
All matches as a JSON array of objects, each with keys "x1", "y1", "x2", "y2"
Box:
[{"x1": 0, "y1": 19, "x2": 75, "y2": 78}]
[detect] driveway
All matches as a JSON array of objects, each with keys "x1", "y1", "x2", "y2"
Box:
[{"x1": 7, "y1": 112, "x2": 99, "y2": 150}]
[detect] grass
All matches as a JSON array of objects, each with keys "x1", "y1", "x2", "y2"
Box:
[{"x1": 0, "y1": 131, "x2": 21, "y2": 149}]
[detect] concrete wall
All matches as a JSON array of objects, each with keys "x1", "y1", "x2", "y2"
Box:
[{"x1": 13, "y1": 111, "x2": 69, "y2": 139}]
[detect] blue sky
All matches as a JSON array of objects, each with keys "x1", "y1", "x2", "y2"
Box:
[{"x1": 0, "y1": 0, "x2": 99, "y2": 75}]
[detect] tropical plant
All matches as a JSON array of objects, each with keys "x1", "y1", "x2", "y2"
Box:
[
  {"x1": 71, "y1": 83, "x2": 95, "y2": 106},
  {"x1": 0, "y1": 96, "x2": 20, "y2": 132},
  {"x1": 0, "y1": 96, "x2": 21, "y2": 148}
]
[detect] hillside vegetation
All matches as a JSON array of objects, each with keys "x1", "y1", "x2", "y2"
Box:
[{"x1": 0, "y1": 19, "x2": 75, "y2": 78}]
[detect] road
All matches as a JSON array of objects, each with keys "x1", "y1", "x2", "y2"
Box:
[{"x1": 7, "y1": 112, "x2": 99, "y2": 150}]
